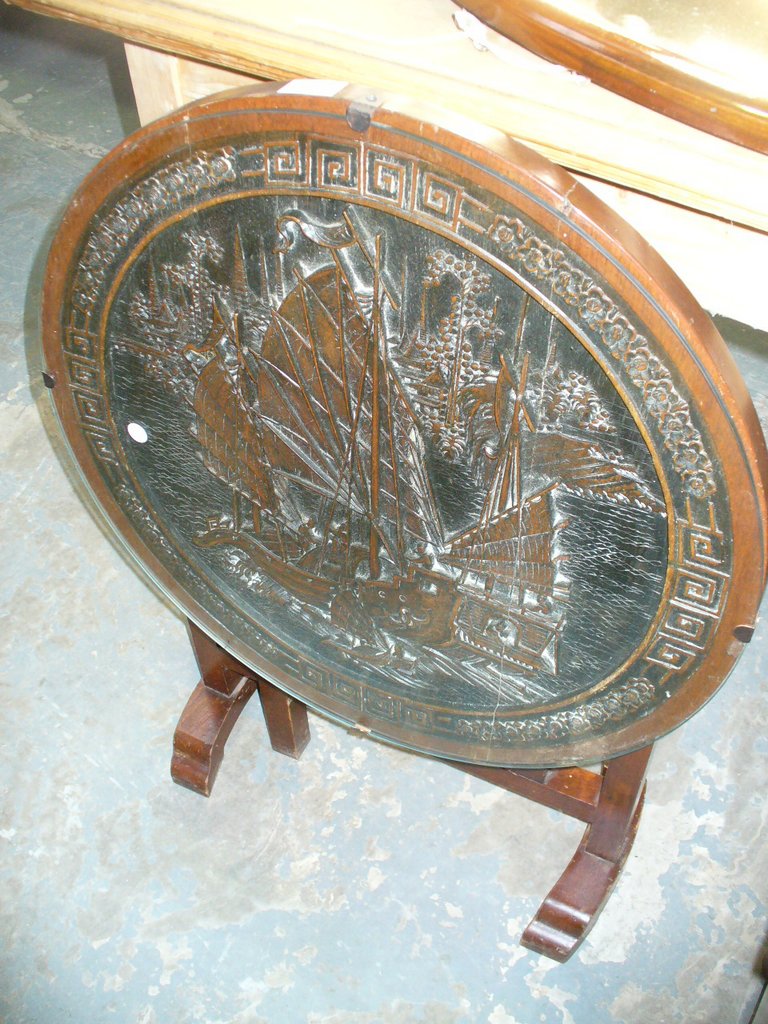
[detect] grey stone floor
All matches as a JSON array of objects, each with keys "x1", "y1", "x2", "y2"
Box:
[{"x1": 1, "y1": 7, "x2": 767, "y2": 1023}]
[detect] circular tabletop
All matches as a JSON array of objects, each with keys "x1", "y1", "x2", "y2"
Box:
[{"x1": 42, "y1": 84, "x2": 768, "y2": 766}]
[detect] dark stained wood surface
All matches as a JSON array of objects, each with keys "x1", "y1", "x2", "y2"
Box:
[
  {"x1": 257, "y1": 678, "x2": 311, "y2": 761},
  {"x1": 42, "y1": 84, "x2": 768, "y2": 765},
  {"x1": 457, "y1": 745, "x2": 651, "y2": 958},
  {"x1": 172, "y1": 617, "x2": 651, "y2": 961},
  {"x1": 172, "y1": 620, "x2": 309, "y2": 796},
  {"x1": 455, "y1": 762, "x2": 602, "y2": 823},
  {"x1": 171, "y1": 678, "x2": 258, "y2": 796}
]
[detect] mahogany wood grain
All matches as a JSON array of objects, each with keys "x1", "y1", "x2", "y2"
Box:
[
  {"x1": 186, "y1": 619, "x2": 250, "y2": 696},
  {"x1": 173, "y1": 620, "x2": 650, "y2": 960},
  {"x1": 519, "y1": 746, "x2": 649, "y2": 959},
  {"x1": 462, "y1": 0, "x2": 768, "y2": 155},
  {"x1": 520, "y1": 789, "x2": 644, "y2": 960},
  {"x1": 257, "y1": 679, "x2": 311, "y2": 761},
  {"x1": 171, "y1": 620, "x2": 309, "y2": 796},
  {"x1": 455, "y1": 747, "x2": 651, "y2": 959},
  {"x1": 455, "y1": 763, "x2": 602, "y2": 823},
  {"x1": 171, "y1": 678, "x2": 258, "y2": 796}
]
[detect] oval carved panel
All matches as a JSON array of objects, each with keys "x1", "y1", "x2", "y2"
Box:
[{"x1": 42, "y1": 85, "x2": 768, "y2": 765}]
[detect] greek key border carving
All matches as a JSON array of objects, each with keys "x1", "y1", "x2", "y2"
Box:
[
  {"x1": 61, "y1": 129, "x2": 732, "y2": 750},
  {"x1": 71, "y1": 139, "x2": 719, "y2": 509}
]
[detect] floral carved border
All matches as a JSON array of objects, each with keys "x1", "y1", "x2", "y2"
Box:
[{"x1": 488, "y1": 215, "x2": 716, "y2": 499}]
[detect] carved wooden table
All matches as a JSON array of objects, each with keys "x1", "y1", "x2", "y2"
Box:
[{"x1": 40, "y1": 84, "x2": 768, "y2": 960}]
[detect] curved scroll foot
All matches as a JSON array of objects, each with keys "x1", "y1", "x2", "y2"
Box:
[
  {"x1": 171, "y1": 677, "x2": 258, "y2": 796},
  {"x1": 521, "y1": 786, "x2": 645, "y2": 960},
  {"x1": 171, "y1": 621, "x2": 312, "y2": 796},
  {"x1": 170, "y1": 621, "x2": 650, "y2": 962},
  {"x1": 520, "y1": 745, "x2": 651, "y2": 961}
]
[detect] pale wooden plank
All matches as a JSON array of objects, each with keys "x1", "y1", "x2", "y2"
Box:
[
  {"x1": 124, "y1": 43, "x2": 258, "y2": 125},
  {"x1": 118, "y1": 46, "x2": 768, "y2": 330},
  {"x1": 575, "y1": 177, "x2": 768, "y2": 330},
  {"x1": 7, "y1": 0, "x2": 768, "y2": 234}
]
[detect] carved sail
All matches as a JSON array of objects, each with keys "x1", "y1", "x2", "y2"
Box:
[
  {"x1": 441, "y1": 352, "x2": 569, "y2": 671},
  {"x1": 446, "y1": 503, "x2": 568, "y2": 671},
  {"x1": 525, "y1": 432, "x2": 663, "y2": 510},
  {"x1": 446, "y1": 486, "x2": 563, "y2": 596},
  {"x1": 256, "y1": 263, "x2": 442, "y2": 581},
  {"x1": 186, "y1": 311, "x2": 276, "y2": 519},
  {"x1": 127, "y1": 217, "x2": 584, "y2": 671}
]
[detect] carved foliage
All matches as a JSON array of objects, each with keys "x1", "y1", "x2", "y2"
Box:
[
  {"x1": 488, "y1": 215, "x2": 716, "y2": 499},
  {"x1": 73, "y1": 147, "x2": 237, "y2": 313}
]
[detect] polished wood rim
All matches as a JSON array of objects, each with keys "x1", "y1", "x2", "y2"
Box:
[
  {"x1": 462, "y1": 0, "x2": 768, "y2": 155},
  {"x1": 40, "y1": 83, "x2": 768, "y2": 765}
]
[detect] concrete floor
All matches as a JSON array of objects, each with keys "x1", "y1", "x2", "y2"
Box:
[{"x1": 1, "y1": 7, "x2": 768, "y2": 1023}]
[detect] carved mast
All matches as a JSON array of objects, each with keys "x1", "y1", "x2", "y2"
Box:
[{"x1": 369, "y1": 234, "x2": 383, "y2": 580}]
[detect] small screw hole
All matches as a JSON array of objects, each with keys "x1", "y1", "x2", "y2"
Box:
[{"x1": 127, "y1": 422, "x2": 148, "y2": 444}]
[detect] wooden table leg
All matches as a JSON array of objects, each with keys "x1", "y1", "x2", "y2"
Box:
[
  {"x1": 171, "y1": 622, "x2": 650, "y2": 962},
  {"x1": 171, "y1": 677, "x2": 258, "y2": 796},
  {"x1": 171, "y1": 620, "x2": 311, "y2": 796},
  {"x1": 171, "y1": 621, "x2": 259, "y2": 796},
  {"x1": 258, "y1": 678, "x2": 310, "y2": 759},
  {"x1": 520, "y1": 745, "x2": 652, "y2": 961}
]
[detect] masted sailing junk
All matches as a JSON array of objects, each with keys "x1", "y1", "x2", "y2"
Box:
[{"x1": 122, "y1": 208, "x2": 658, "y2": 678}]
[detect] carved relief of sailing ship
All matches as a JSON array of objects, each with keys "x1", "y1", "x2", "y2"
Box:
[{"x1": 119, "y1": 204, "x2": 663, "y2": 681}]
